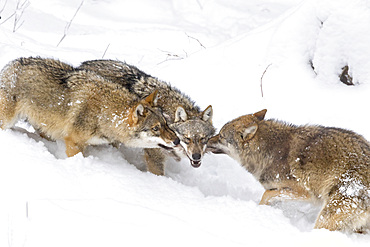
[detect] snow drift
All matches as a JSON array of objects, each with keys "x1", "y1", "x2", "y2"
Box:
[{"x1": 1, "y1": 0, "x2": 370, "y2": 246}]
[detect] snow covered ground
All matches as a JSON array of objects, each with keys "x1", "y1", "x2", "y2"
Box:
[{"x1": 1, "y1": 0, "x2": 370, "y2": 246}]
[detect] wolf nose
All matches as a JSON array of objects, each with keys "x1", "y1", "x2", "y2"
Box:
[
  {"x1": 192, "y1": 153, "x2": 201, "y2": 161},
  {"x1": 173, "y1": 138, "x2": 180, "y2": 146}
]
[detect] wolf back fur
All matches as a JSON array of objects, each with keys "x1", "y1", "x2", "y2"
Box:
[
  {"x1": 208, "y1": 109, "x2": 370, "y2": 232},
  {"x1": 79, "y1": 59, "x2": 215, "y2": 174},
  {"x1": 0, "y1": 57, "x2": 178, "y2": 157}
]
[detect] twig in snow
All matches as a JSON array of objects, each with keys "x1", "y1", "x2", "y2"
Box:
[
  {"x1": 260, "y1": 64, "x2": 272, "y2": 98},
  {"x1": 157, "y1": 49, "x2": 185, "y2": 65},
  {"x1": 0, "y1": 0, "x2": 7, "y2": 15},
  {"x1": 0, "y1": 0, "x2": 14, "y2": 25},
  {"x1": 102, "y1": 43, "x2": 110, "y2": 58},
  {"x1": 0, "y1": 0, "x2": 29, "y2": 31},
  {"x1": 12, "y1": 0, "x2": 29, "y2": 32},
  {"x1": 57, "y1": 0, "x2": 84, "y2": 47},
  {"x1": 185, "y1": 32, "x2": 206, "y2": 49},
  {"x1": 0, "y1": 12, "x2": 15, "y2": 26},
  {"x1": 196, "y1": 0, "x2": 203, "y2": 10}
]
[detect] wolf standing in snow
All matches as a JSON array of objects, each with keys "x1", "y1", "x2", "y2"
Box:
[
  {"x1": 0, "y1": 57, "x2": 178, "y2": 157},
  {"x1": 207, "y1": 109, "x2": 370, "y2": 232},
  {"x1": 79, "y1": 59, "x2": 215, "y2": 175}
]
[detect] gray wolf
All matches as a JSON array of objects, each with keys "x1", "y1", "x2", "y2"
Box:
[
  {"x1": 207, "y1": 109, "x2": 370, "y2": 232},
  {"x1": 78, "y1": 59, "x2": 215, "y2": 175},
  {"x1": 0, "y1": 57, "x2": 178, "y2": 157}
]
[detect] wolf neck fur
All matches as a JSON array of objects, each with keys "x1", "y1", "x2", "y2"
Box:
[
  {"x1": 141, "y1": 77, "x2": 200, "y2": 122},
  {"x1": 240, "y1": 119, "x2": 295, "y2": 187}
]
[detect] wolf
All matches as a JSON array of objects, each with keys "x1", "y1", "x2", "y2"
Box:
[
  {"x1": 78, "y1": 59, "x2": 215, "y2": 175},
  {"x1": 0, "y1": 57, "x2": 178, "y2": 158},
  {"x1": 207, "y1": 109, "x2": 370, "y2": 232}
]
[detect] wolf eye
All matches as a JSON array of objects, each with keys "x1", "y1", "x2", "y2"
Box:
[
  {"x1": 183, "y1": 137, "x2": 191, "y2": 144},
  {"x1": 152, "y1": 125, "x2": 160, "y2": 132},
  {"x1": 200, "y1": 137, "x2": 208, "y2": 144}
]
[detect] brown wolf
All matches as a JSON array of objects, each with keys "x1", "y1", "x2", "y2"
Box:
[
  {"x1": 207, "y1": 109, "x2": 370, "y2": 232},
  {"x1": 78, "y1": 59, "x2": 215, "y2": 175},
  {"x1": 0, "y1": 57, "x2": 178, "y2": 157}
]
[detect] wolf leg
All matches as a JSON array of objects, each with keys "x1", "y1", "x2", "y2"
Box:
[
  {"x1": 64, "y1": 133, "x2": 86, "y2": 157},
  {"x1": 144, "y1": 148, "x2": 165, "y2": 176},
  {"x1": 259, "y1": 186, "x2": 311, "y2": 205},
  {"x1": 34, "y1": 128, "x2": 54, "y2": 141},
  {"x1": 314, "y1": 190, "x2": 370, "y2": 232},
  {"x1": 0, "y1": 91, "x2": 18, "y2": 129}
]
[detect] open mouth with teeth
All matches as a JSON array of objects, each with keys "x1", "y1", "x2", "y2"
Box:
[
  {"x1": 157, "y1": 144, "x2": 202, "y2": 168},
  {"x1": 190, "y1": 159, "x2": 201, "y2": 168}
]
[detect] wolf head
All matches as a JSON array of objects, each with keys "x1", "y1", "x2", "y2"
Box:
[
  {"x1": 170, "y1": 105, "x2": 215, "y2": 168},
  {"x1": 128, "y1": 90, "x2": 179, "y2": 149},
  {"x1": 207, "y1": 109, "x2": 267, "y2": 162}
]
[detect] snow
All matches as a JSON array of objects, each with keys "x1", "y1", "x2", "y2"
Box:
[{"x1": 1, "y1": 0, "x2": 370, "y2": 246}]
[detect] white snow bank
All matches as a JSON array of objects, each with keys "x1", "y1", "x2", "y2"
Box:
[{"x1": 1, "y1": 0, "x2": 370, "y2": 246}]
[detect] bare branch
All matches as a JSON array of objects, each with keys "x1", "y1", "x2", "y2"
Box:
[
  {"x1": 157, "y1": 49, "x2": 185, "y2": 65},
  {"x1": 0, "y1": 12, "x2": 15, "y2": 25},
  {"x1": 0, "y1": 0, "x2": 8, "y2": 14},
  {"x1": 12, "y1": 0, "x2": 30, "y2": 32},
  {"x1": 260, "y1": 64, "x2": 272, "y2": 98},
  {"x1": 0, "y1": 0, "x2": 16, "y2": 25},
  {"x1": 57, "y1": 0, "x2": 84, "y2": 47},
  {"x1": 196, "y1": 0, "x2": 203, "y2": 10},
  {"x1": 102, "y1": 43, "x2": 110, "y2": 58},
  {"x1": 185, "y1": 32, "x2": 206, "y2": 49},
  {"x1": 0, "y1": 0, "x2": 29, "y2": 30}
]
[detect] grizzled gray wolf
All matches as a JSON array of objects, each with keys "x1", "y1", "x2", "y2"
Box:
[
  {"x1": 79, "y1": 59, "x2": 215, "y2": 175},
  {"x1": 0, "y1": 57, "x2": 178, "y2": 157},
  {"x1": 208, "y1": 109, "x2": 370, "y2": 232}
]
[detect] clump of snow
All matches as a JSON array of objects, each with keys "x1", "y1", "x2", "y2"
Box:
[
  {"x1": 1, "y1": 0, "x2": 370, "y2": 246},
  {"x1": 339, "y1": 171, "x2": 366, "y2": 198},
  {"x1": 263, "y1": 0, "x2": 370, "y2": 86},
  {"x1": 312, "y1": 0, "x2": 370, "y2": 85}
]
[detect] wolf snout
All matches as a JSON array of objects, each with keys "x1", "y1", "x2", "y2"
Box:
[
  {"x1": 190, "y1": 153, "x2": 202, "y2": 168},
  {"x1": 192, "y1": 153, "x2": 201, "y2": 160}
]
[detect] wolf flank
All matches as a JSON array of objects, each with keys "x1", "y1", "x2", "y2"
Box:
[
  {"x1": 208, "y1": 109, "x2": 370, "y2": 232},
  {"x1": 0, "y1": 57, "x2": 178, "y2": 158}
]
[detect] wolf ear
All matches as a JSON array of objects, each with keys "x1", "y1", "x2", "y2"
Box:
[
  {"x1": 144, "y1": 90, "x2": 159, "y2": 106},
  {"x1": 133, "y1": 104, "x2": 145, "y2": 123},
  {"x1": 242, "y1": 124, "x2": 258, "y2": 141},
  {"x1": 175, "y1": 106, "x2": 187, "y2": 122},
  {"x1": 202, "y1": 105, "x2": 213, "y2": 123},
  {"x1": 253, "y1": 109, "x2": 267, "y2": 121}
]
